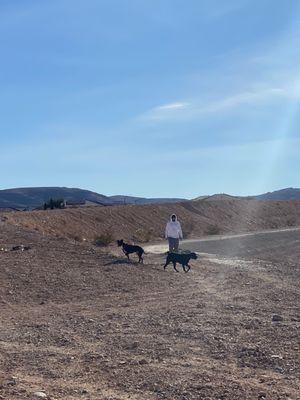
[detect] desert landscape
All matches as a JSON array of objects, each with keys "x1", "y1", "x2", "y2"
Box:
[
  {"x1": 2, "y1": 1, "x2": 300, "y2": 398},
  {"x1": 0, "y1": 199, "x2": 299, "y2": 399}
]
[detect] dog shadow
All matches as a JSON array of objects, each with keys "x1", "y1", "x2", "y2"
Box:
[{"x1": 104, "y1": 258, "x2": 140, "y2": 266}]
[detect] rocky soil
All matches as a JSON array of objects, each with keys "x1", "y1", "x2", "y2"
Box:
[
  {"x1": 0, "y1": 218, "x2": 299, "y2": 399},
  {"x1": 2, "y1": 199, "x2": 300, "y2": 243}
]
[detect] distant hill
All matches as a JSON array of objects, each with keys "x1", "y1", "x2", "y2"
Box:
[
  {"x1": 109, "y1": 195, "x2": 185, "y2": 205},
  {"x1": 4, "y1": 196, "x2": 300, "y2": 244},
  {"x1": 255, "y1": 187, "x2": 300, "y2": 201},
  {"x1": 0, "y1": 187, "x2": 187, "y2": 209},
  {"x1": 1, "y1": 186, "x2": 299, "y2": 210},
  {"x1": 193, "y1": 188, "x2": 300, "y2": 202},
  {"x1": 0, "y1": 187, "x2": 112, "y2": 209},
  {"x1": 193, "y1": 194, "x2": 250, "y2": 201}
]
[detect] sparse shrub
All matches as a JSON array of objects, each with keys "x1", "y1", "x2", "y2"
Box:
[
  {"x1": 132, "y1": 228, "x2": 154, "y2": 243},
  {"x1": 287, "y1": 217, "x2": 296, "y2": 227},
  {"x1": 142, "y1": 228, "x2": 154, "y2": 243},
  {"x1": 43, "y1": 198, "x2": 65, "y2": 210},
  {"x1": 205, "y1": 224, "x2": 221, "y2": 235},
  {"x1": 93, "y1": 231, "x2": 115, "y2": 246}
]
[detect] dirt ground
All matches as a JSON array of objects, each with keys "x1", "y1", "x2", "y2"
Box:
[
  {"x1": 179, "y1": 228, "x2": 300, "y2": 262},
  {"x1": 3, "y1": 199, "x2": 300, "y2": 243},
  {"x1": 0, "y1": 220, "x2": 299, "y2": 400}
]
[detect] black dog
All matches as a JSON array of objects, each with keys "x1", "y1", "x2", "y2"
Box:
[
  {"x1": 163, "y1": 251, "x2": 197, "y2": 272},
  {"x1": 117, "y1": 239, "x2": 145, "y2": 263}
]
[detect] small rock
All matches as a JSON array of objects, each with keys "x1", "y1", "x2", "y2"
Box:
[
  {"x1": 11, "y1": 245, "x2": 28, "y2": 251},
  {"x1": 274, "y1": 366, "x2": 284, "y2": 374},
  {"x1": 138, "y1": 359, "x2": 148, "y2": 365},
  {"x1": 126, "y1": 342, "x2": 138, "y2": 350},
  {"x1": 272, "y1": 314, "x2": 283, "y2": 322},
  {"x1": 271, "y1": 354, "x2": 283, "y2": 359},
  {"x1": 33, "y1": 392, "x2": 47, "y2": 398},
  {"x1": 6, "y1": 377, "x2": 17, "y2": 386}
]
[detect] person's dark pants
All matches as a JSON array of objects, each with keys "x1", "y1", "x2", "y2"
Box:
[{"x1": 168, "y1": 237, "x2": 179, "y2": 252}]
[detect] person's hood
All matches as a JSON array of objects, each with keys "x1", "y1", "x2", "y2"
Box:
[{"x1": 170, "y1": 214, "x2": 178, "y2": 222}]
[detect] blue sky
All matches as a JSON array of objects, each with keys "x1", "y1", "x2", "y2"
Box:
[{"x1": 1, "y1": 0, "x2": 299, "y2": 198}]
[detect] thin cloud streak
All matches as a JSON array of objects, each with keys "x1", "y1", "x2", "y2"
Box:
[
  {"x1": 138, "y1": 84, "x2": 296, "y2": 123},
  {"x1": 156, "y1": 102, "x2": 190, "y2": 110}
]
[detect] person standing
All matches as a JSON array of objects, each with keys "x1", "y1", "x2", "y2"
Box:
[{"x1": 165, "y1": 214, "x2": 183, "y2": 252}]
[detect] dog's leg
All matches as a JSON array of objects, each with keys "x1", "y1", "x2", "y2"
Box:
[
  {"x1": 173, "y1": 262, "x2": 179, "y2": 272},
  {"x1": 185, "y1": 264, "x2": 191, "y2": 273},
  {"x1": 126, "y1": 253, "x2": 130, "y2": 262},
  {"x1": 138, "y1": 252, "x2": 144, "y2": 263},
  {"x1": 163, "y1": 259, "x2": 171, "y2": 270}
]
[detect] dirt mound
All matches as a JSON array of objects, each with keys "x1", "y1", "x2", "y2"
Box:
[{"x1": 3, "y1": 199, "x2": 300, "y2": 244}]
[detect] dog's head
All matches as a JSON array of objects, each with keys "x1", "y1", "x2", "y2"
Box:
[
  {"x1": 190, "y1": 252, "x2": 198, "y2": 260},
  {"x1": 117, "y1": 239, "x2": 124, "y2": 247}
]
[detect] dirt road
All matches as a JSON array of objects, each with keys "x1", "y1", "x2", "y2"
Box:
[
  {"x1": 146, "y1": 227, "x2": 300, "y2": 261},
  {"x1": 0, "y1": 222, "x2": 299, "y2": 399}
]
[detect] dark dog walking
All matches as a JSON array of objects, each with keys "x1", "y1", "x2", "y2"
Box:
[
  {"x1": 117, "y1": 239, "x2": 145, "y2": 263},
  {"x1": 163, "y1": 251, "x2": 197, "y2": 272}
]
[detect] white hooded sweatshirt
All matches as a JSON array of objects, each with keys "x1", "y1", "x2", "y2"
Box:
[{"x1": 165, "y1": 215, "x2": 183, "y2": 239}]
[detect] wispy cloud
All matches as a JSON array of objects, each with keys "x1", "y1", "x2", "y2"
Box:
[
  {"x1": 138, "y1": 84, "x2": 295, "y2": 123},
  {"x1": 137, "y1": 101, "x2": 191, "y2": 121},
  {"x1": 198, "y1": 87, "x2": 288, "y2": 114},
  {"x1": 156, "y1": 102, "x2": 189, "y2": 110}
]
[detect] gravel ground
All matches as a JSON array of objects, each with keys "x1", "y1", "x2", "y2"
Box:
[
  {"x1": 179, "y1": 227, "x2": 300, "y2": 262},
  {"x1": 0, "y1": 222, "x2": 299, "y2": 399}
]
